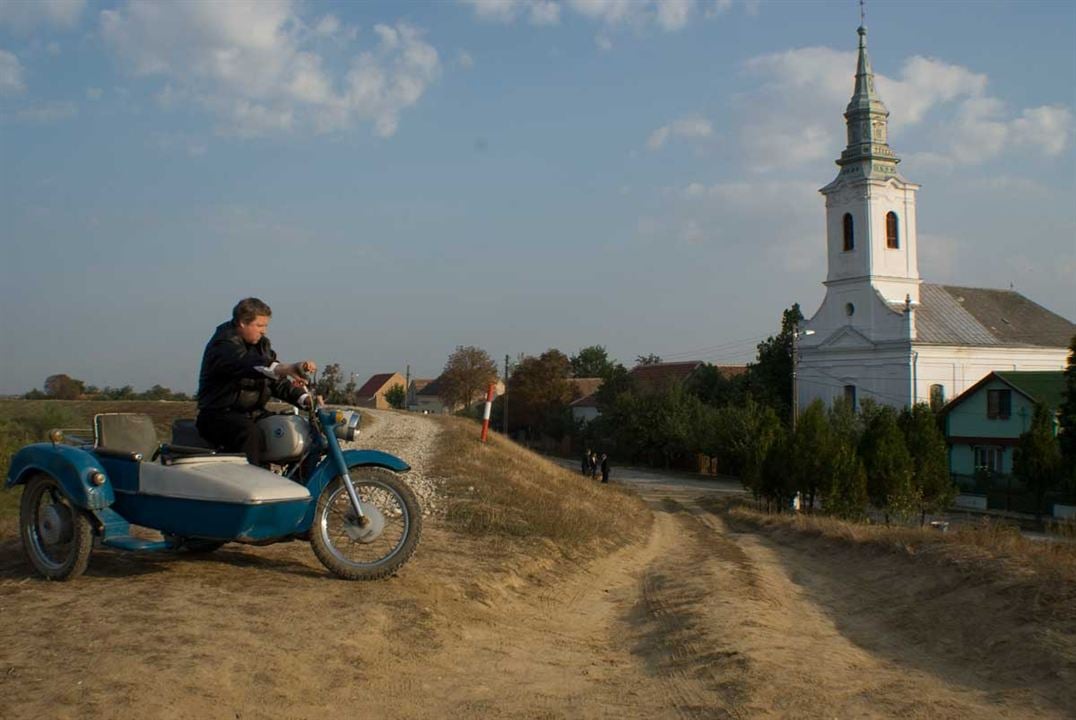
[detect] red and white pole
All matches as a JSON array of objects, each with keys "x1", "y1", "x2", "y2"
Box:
[{"x1": 480, "y1": 383, "x2": 496, "y2": 442}]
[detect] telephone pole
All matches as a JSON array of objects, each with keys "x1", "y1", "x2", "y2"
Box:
[{"x1": 503, "y1": 354, "x2": 510, "y2": 434}]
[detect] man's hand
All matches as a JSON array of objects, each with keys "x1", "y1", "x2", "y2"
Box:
[{"x1": 274, "y1": 360, "x2": 317, "y2": 381}]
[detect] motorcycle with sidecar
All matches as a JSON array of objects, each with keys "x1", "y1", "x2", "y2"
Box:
[{"x1": 5, "y1": 398, "x2": 422, "y2": 581}]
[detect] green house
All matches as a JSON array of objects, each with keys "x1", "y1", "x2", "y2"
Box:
[{"x1": 940, "y1": 371, "x2": 1064, "y2": 480}]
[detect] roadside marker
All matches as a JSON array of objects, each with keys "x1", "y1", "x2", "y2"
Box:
[{"x1": 480, "y1": 383, "x2": 495, "y2": 442}]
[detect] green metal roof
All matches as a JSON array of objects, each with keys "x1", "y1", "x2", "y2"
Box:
[{"x1": 994, "y1": 371, "x2": 1066, "y2": 411}]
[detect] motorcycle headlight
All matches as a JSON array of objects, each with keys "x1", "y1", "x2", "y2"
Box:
[{"x1": 333, "y1": 410, "x2": 362, "y2": 442}]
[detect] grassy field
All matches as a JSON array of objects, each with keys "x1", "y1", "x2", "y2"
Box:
[{"x1": 432, "y1": 415, "x2": 650, "y2": 554}]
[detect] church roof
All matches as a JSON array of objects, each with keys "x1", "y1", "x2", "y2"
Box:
[{"x1": 914, "y1": 284, "x2": 1075, "y2": 348}]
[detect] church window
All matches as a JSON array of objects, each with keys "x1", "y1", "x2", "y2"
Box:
[
  {"x1": 929, "y1": 384, "x2": 945, "y2": 411},
  {"x1": 843, "y1": 213, "x2": 854, "y2": 251},
  {"x1": 987, "y1": 389, "x2": 1011, "y2": 420},
  {"x1": 886, "y1": 211, "x2": 899, "y2": 249},
  {"x1": 843, "y1": 385, "x2": 857, "y2": 411},
  {"x1": 845, "y1": 303, "x2": 855, "y2": 317}
]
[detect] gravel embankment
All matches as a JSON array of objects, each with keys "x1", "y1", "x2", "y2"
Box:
[{"x1": 341, "y1": 409, "x2": 442, "y2": 515}]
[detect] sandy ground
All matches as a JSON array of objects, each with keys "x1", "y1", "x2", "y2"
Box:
[{"x1": 1, "y1": 411, "x2": 1071, "y2": 719}]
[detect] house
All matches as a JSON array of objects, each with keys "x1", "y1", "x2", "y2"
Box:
[
  {"x1": 409, "y1": 375, "x2": 505, "y2": 415},
  {"x1": 406, "y1": 378, "x2": 433, "y2": 412},
  {"x1": 796, "y1": 25, "x2": 1074, "y2": 413},
  {"x1": 354, "y1": 372, "x2": 406, "y2": 410},
  {"x1": 568, "y1": 377, "x2": 604, "y2": 425},
  {"x1": 940, "y1": 371, "x2": 1064, "y2": 479}
]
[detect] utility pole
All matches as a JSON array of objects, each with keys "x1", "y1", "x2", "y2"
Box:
[
  {"x1": 503, "y1": 354, "x2": 510, "y2": 434},
  {"x1": 405, "y1": 364, "x2": 411, "y2": 410},
  {"x1": 791, "y1": 325, "x2": 814, "y2": 431}
]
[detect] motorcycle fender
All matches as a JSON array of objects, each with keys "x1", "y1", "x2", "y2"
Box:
[
  {"x1": 5, "y1": 443, "x2": 115, "y2": 510},
  {"x1": 305, "y1": 449, "x2": 410, "y2": 499}
]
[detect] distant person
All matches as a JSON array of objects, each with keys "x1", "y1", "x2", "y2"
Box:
[
  {"x1": 600, "y1": 453, "x2": 610, "y2": 484},
  {"x1": 582, "y1": 448, "x2": 592, "y2": 476},
  {"x1": 196, "y1": 297, "x2": 317, "y2": 465},
  {"x1": 589, "y1": 451, "x2": 598, "y2": 480}
]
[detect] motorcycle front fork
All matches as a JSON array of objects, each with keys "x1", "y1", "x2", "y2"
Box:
[{"x1": 325, "y1": 434, "x2": 369, "y2": 527}]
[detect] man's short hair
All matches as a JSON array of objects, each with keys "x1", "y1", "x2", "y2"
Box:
[{"x1": 232, "y1": 297, "x2": 272, "y2": 324}]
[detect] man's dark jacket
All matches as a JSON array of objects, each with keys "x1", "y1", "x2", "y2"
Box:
[{"x1": 197, "y1": 321, "x2": 305, "y2": 414}]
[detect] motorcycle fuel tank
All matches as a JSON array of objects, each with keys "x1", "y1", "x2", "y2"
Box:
[{"x1": 258, "y1": 414, "x2": 311, "y2": 463}]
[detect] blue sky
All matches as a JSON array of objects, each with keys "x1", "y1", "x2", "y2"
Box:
[{"x1": 1, "y1": 0, "x2": 1073, "y2": 394}]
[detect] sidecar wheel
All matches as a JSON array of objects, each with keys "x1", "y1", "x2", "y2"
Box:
[
  {"x1": 311, "y1": 466, "x2": 422, "y2": 581},
  {"x1": 19, "y1": 474, "x2": 94, "y2": 581}
]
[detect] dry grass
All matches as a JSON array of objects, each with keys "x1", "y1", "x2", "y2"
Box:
[
  {"x1": 432, "y1": 416, "x2": 649, "y2": 556},
  {"x1": 715, "y1": 498, "x2": 1076, "y2": 604}
]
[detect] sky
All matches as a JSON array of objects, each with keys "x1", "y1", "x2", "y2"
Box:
[{"x1": 1, "y1": 0, "x2": 1073, "y2": 395}]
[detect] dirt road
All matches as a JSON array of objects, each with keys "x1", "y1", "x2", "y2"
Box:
[{"x1": 1, "y1": 412, "x2": 1070, "y2": 719}]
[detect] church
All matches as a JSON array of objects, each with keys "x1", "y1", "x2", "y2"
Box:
[{"x1": 796, "y1": 25, "x2": 1075, "y2": 412}]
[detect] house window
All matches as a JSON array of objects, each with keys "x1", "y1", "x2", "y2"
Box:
[
  {"x1": 843, "y1": 384, "x2": 857, "y2": 411},
  {"x1": 974, "y1": 446, "x2": 1004, "y2": 474},
  {"x1": 842, "y1": 213, "x2": 854, "y2": 251},
  {"x1": 987, "y1": 389, "x2": 1011, "y2": 420},
  {"x1": 929, "y1": 384, "x2": 945, "y2": 411},
  {"x1": 886, "y1": 211, "x2": 899, "y2": 249}
]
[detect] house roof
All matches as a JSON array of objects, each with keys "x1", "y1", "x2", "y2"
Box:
[
  {"x1": 355, "y1": 373, "x2": 402, "y2": 399},
  {"x1": 571, "y1": 393, "x2": 599, "y2": 408},
  {"x1": 913, "y1": 284, "x2": 1075, "y2": 348},
  {"x1": 713, "y1": 364, "x2": 748, "y2": 378},
  {"x1": 940, "y1": 370, "x2": 1066, "y2": 416},
  {"x1": 409, "y1": 378, "x2": 433, "y2": 392},
  {"x1": 416, "y1": 376, "x2": 444, "y2": 397},
  {"x1": 569, "y1": 377, "x2": 603, "y2": 399},
  {"x1": 629, "y1": 361, "x2": 703, "y2": 389}
]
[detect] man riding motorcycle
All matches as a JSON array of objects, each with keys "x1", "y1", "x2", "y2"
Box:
[{"x1": 196, "y1": 297, "x2": 317, "y2": 465}]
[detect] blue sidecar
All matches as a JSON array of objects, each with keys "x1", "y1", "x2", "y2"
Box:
[{"x1": 6, "y1": 409, "x2": 422, "y2": 581}]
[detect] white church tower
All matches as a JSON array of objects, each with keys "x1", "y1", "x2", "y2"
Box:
[{"x1": 796, "y1": 24, "x2": 1073, "y2": 412}]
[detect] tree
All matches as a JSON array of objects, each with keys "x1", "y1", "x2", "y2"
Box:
[
  {"x1": 744, "y1": 303, "x2": 803, "y2": 423},
  {"x1": 439, "y1": 345, "x2": 499, "y2": 412},
  {"x1": 635, "y1": 354, "x2": 663, "y2": 366},
  {"x1": 686, "y1": 363, "x2": 746, "y2": 408},
  {"x1": 44, "y1": 374, "x2": 84, "y2": 400},
  {"x1": 791, "y1": 399, "x2": 831, "y2": 511},
  {"x1": 859, "y1": 402, "x2": 917, "y2": 523},
  {"x1": 721, "y1": 397, "x2": 782, "y2": 501},
  {"x1": 507, "y1": 349, "x2": 574, "y2": 438},
  {"x1": 759, "y1": 426, "x2": 795, "y2": 511},
  {"x1": 385, "y1": 383, "x2": 406, "y2": 410},
  {"x1": 1013, "y1": 401, "x2": 1063, "y2": 520},
  {"x1": 316, "y1": 363, "x2": 346, "y2": 404},
  {"x1": 570, "y1": 345, "x2": 617, "y2": 379},
  {"x1": 1059, "y1": 334, "x2": 1076, "y2": 490},
  {"x1": 822, "y1": 442, "x2": 869, "y2": 521},
  {"x1": 900, "y1": 403, "x2": 956, "y2": 524}
]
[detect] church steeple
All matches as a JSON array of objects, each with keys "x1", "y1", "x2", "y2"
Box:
[{"x1": 836, "y1": 25, "x2": 900, "y2": 179}]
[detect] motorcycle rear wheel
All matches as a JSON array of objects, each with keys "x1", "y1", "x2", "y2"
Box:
[
  {"x1": 311, "y1": 466, "x2": 422, "y2": 581},
  {"x1": 19, "y1": 474, "x2": 94, "y2": 581}
]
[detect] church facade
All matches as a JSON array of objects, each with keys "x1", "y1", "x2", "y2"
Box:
[{"x1": 796, "y1": 26, "x2": 1074, "y2": 413}]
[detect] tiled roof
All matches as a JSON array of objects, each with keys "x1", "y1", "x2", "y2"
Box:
[
  {"x1": 569, "y1": 377, "x2": 603, "y2": 399},
  {"x1": 915, "y1": 284, "x2": 1075, "y2": 348},
  {"x1": 355, "y1": 373, "x2": 401, "y2": 399},
  {"x1": 629, "y1": 361, "x2": 703, "y2": 388},
  {"x1": 417, "y1": 376, "x2": 444, "y2": 397},
  {"x1": 713, "y1": 364, "x2": 748, "y2": 378}
]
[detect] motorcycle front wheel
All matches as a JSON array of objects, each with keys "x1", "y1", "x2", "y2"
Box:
[{"x1": 310, "y1": 466, "x2": 422, "y2": 581}]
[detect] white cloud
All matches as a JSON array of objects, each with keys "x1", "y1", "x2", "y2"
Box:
[
  {"x1": 0, "y1": 48, "x2": 25, "y2": 95},
  {"x1": 465, "y1": 0, "x2": 701, "y2": 32},
  {"x1": 647, "y1": 114, "x2": 712, "y2": 150},
  {"x1": 738, "y1": 44, "x2": 1073, "y2": 172},
  {"x1": 0, "y1": 0, "x2": 85, "y2": 30},
  {"x1": 656, "y1": 0, "x2": 694, "y2": 31},
  {"x1": 458, "y1": 50, "x2": 475, "y2": 69},
  {"x1": 100, "y1": 1, "x2": 441, "y2": 138},
  {"x1": 11, "y1": 100, "x2": 77, "y2": 123},
  {"x1": 85, "y1": 86, "x2": 102, "y2": 100}
]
